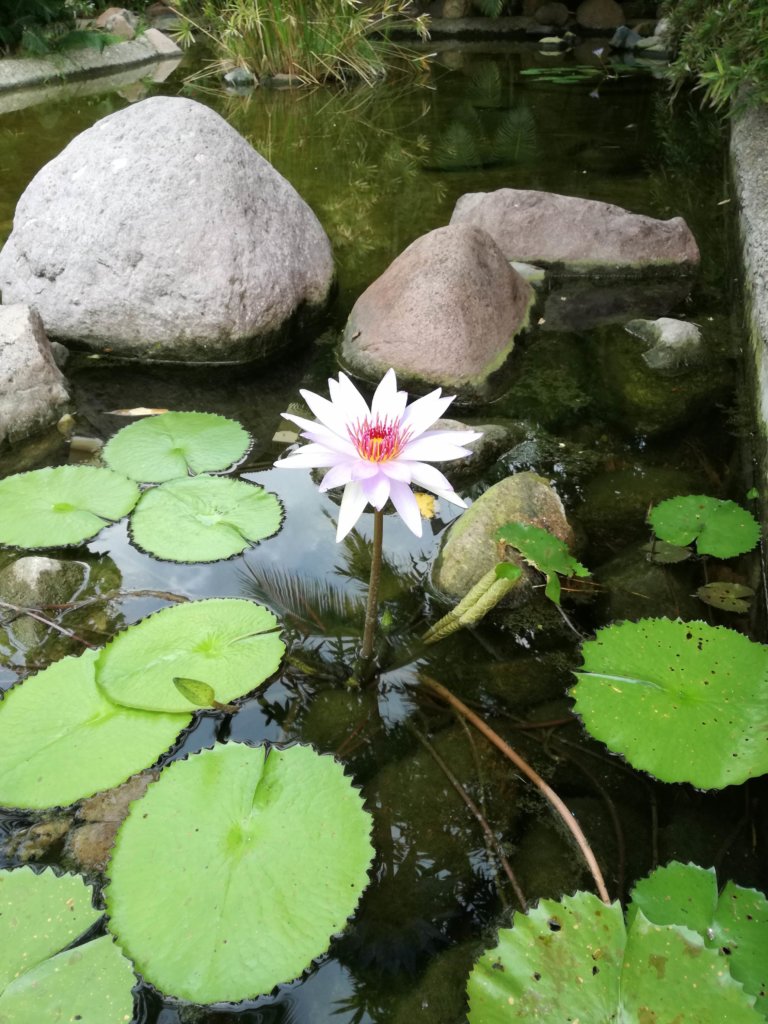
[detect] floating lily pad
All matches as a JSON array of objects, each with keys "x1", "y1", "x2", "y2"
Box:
[
  {"x1": 105, "y1": 742, "x2": 374, "y2": 1003},
  {"x1": 643, "y1": 539, "x2": 692, "y2": 564},
  {"x1": 0, "y1": 466, "x2": 139, "y2": 549},
  {"x1": 496, "y1": 521, "x2": 589, "y2": 605},
  {"x1": 0, "y1": 650, "x2": 190, "y2": 810},
  {"x1": 648, "y1": 495, "x2": 760, "y2": 559},
  {"x1": 467, "y1": 890, "x2": 762, "y2": 1023},
  {"x1": 103, "y1": 411, "x2": 251, "y2": 483},
  {"x1": 571, "y1": 618, "x2": 768, "y2": 788},
  {"x1": 96, "y1": 599, "x2": 284, "y2": 713},
  {"x1": 0, "y1": 868, "x2": 135, "y2": 1024},
  {"x1": 697, "y1": 582, "x2": 754, "y2": 613},
  {"x1": 129, "y1": 475, "x2": 282, "y2": 563},
  {"x1": 629, "y1": 862, "x2": 768, "y2": 1015}
]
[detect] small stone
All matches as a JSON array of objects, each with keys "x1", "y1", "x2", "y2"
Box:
[
  {"x1": 535, "y1": 1, "x2": 569, "y2": 25},
  {"x1": 576, "y1": 0, "x2": 624, "y2": 29},
  {"x1": 610, "y1": 24, "x2": 642, "y2": 48},
  {"x1": 223, "y1": 66, "x2": 256, "y2": 88},
  {"x1": 625, "y1": 316, "x2": 703, "y2": 370}
]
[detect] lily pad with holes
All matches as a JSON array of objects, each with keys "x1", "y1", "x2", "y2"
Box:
[
  {"x1": 648, "y1": 495, "x2": 760, "y2": 559},
  {"x1": 496, "y1": 521, "x2": 589, "y2": 605},
  {"x1": 103, "y1": 411, "x2": 251, "y2": 483},
  {"x1": 0, "y1": 466, "x2": 139, "y2": 549},
  {"x1": 0, "y1": 650, "x2": 190, "y2": 810},
  {"x1": 129, "y1": 475, "x2": 282, "y2": 563},
  {"x1": 105, "y1": 742, "x2": 374, "y2": 1003},
  {"x1": 466, "y1": 890, "x2": 762, "y2": 1024},
  {"x1": 96, "y1": 598, "x2": 284, "y2": 713},
  {"x1": 697, "y1": 582, "x2": 754, "y2": 613},
  {"x1": 571, "y1": 618, "x2": 768, "y2": 788},
  {"x1": 629, "y1": 862, "x2": 768, "y2": 1015},
  {"x1": 0, "y1": 868, "x2": 135, "y2": 1024}
]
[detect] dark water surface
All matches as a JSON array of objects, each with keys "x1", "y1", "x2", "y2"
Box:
[{"x1": 0, "y1": 46, "x2": 764, "y2": 1024}]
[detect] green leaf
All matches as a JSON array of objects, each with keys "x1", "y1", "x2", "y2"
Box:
[
  {"x1": 571, "y1": 618, "x2": 768, "y2": 788},
  {"x1": 495, "y1": 562, "x2": 523, "y2": 582},
  {"x1": 629, "y1": 862, "x2": 768, "y2": 1015},
  {"x1": 643, "y1": 539, "x2": 693, "y2": 564},
  {"x1": 103, "y1": 411, "x2": 251, "y2": 483},
  {"x1": 0, "y1": 467, "x2": 139, "y2": 549},
  {"x1": 697, "y1": 582, "x2": 754, "y2": 613},
  {"x1": 105, "y1": 742, "x2": 374, "y2": 1003},
  {"x1": 129, "y1": 475, "x2": 282, "y2": 563},
  {"x1": 648, "y1": 495, "x2": 760, "y2": 559},
  {"x1": 96, "y1": 599, "x2": 284, "y2": 713},
  {"x1": 0, "y1": 650, "x2": 191, "y2": 809},
  {"x1": 543, "y1": 572, "x2": 561, "y2": 605},
  {"x1": 0, "y1": 869, "x2": 135, "y2": 1024},
  {"x1": 495, "y1": 522, "x2": 589, "y2": 599},
  {"x1": 467, "y1": 890, "x2": 762, "y2": 1023}
]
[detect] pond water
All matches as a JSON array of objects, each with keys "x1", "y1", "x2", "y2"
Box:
[{"x1": 0, "y1": 44, "x2": 765, "y2": 1024}]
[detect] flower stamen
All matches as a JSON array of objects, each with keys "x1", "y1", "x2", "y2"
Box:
[{"x1": 349, "y1": 417, "x2": 410, "y2": 463}]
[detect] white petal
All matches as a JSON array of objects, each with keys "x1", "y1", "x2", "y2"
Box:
[
  {"x1": 388, "y1": 480, "x2": 422, "y2": 537},
  {"x1": 336, "y1": 481, "x2": 369, "y2": 542},
  {"x1": 319, "y1": 462, "x2": 355, "y2": 491},
  {"x1": 274, "y1": 444, "x2": 339, "y2": 469},
  {"x1": 400, "y1": 435, "x2": 477, "y2": 462},
  {"x1": 406, "y1": 461, "x2": 457, "y2": 497},
  {"x1": 400, "y1": 389, "x2": 455, "y2": 438},
  {"x1": 425, "y1": 429, "x2": 484, "y2": 448},
  {"x1": 282, "y1": 413, "x2": 356, "y2": 456},
  {"x1": 361, "y1": 471, "x2": 391, "y2": 510},
  {"x1": 300, "y1": 388, "x2": 351, "y2": 440},
  {"x1": 333, "y1": 372, "x2": 371, "y2": 426},
  {"x1": 380, "y1": 460, "x2": 413, "y2": 483},
  {"x1": 371, "y1": 369, "x2": 407, "y2": 423},
  {"x1": 350, "y1": 461, "x2": 380, "y2": 480}
]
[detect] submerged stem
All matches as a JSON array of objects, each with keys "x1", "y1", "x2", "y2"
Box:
[
  {"x1": 419, "y1": 674, "x2": 612, "y2": 906},
  {"x1": 360, "y1": 509, "x2": 384, "y2": 664}
]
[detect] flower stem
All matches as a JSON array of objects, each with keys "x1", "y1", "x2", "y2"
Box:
[{"x1": 360, "y1": 509, "x2": 384, "y2": 664}]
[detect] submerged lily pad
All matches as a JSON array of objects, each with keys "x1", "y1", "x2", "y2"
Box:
[
  {"x1": 629, "y1": 862, "x2": 768, "y2": 1015},
  {"x1": 0, "y1": 868, "x2": 135, "y2": 1024},
  {"x1": 103, "y1": 411, "x2": 251, "y2": 483},
  {"x1": 0, "y1": 466, "x2": 139, "y2": 549},
  {"x1": 571, "y1": 618, "x2": 768, "y2": 788},
  {"x1": 0, "y1": 650, "x2": 190, "y2": 810},
  {"x1": 648, "y1": 495, "x2": 760, "y2": 559},
  {"x1": 96, "y1": 599, "x2": 284, "y2": 713},
  {"x1": 129, "y1": 475, "x2": 282, "y2": 562},
  {"x1": 697, "y1": 581, "x2": 754, "y2": 613},
  {"x1": 467, "y1": 890, "x2": 762, "y2": 1023},
  {"x1": 105, "y1": 742, "x2": 374, "y2": 1003}
]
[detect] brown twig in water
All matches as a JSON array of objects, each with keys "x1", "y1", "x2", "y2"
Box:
[
  {"x1": 419, "y1": 674, "x2": 611, "y2": 905},
  {"x1": 0, "y1": 599, "x2": 99, "y2": 649}
]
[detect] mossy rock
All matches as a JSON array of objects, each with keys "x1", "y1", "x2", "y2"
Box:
[
  {"x1": 390, "y1": 939, "x2": 483, "y2": 1024},
  {"x1": 594, "y1": 539, "x2": 700, "y2": 622}
]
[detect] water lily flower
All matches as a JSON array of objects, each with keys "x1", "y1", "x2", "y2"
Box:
[{"x1": 275, "y1": 369, "x2": 482, "y2": 541}]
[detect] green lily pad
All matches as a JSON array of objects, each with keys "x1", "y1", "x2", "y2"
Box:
[
  {"x1": 0, "y1": 868, "x2": 135, "y2": 1024},
  {"x1": 129, "y1": 475, "x2": 283, "y2": 563},
  {"x1": 496, "y1": 521, "x2": 589, "y2": 606},
  {"x1": 96, "y1": 599, "x2": 284, "y2": 713},
  {"x1": 697, "y1": 582, "x2": 754, "y2": 613},
  {"x1": 467, "y1": 890, "x2": 762, "y2": 1023},
  {"x1": 648, "y1": 495, "x2": 760, "y2": 559},
  {"x1": 0, "y1": 650, "x2": 190, "y2": 810},
  {"x1": 643, "y1": 539, "x2": 692, "y2": 564},
  {"x1": 105, "y1": 742, "x2": 374, "y2": 1003},
  {"x1": 0, "y1": 466, "x2": 139, "y2": 549},
  {"x1": 103, "y1": 411, "x2": 251, "y2": 483},
  {"x1": 629, "y1": 862, "x2": 768, "y2": 1015},
  {"x1": 571, "y1": 618, "x2": 768, "y2": 788}
]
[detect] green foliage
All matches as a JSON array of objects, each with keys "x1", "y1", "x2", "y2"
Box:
[
  {"x1": 648, "y1": 495, "x2": 760, "y2": 559},
  {"x1": 96, "y1": 598, "x2": 284, "y2": 713},
  {"x1": 105, "y1": 742, "x2": 375, "y2": 1003},
  {"x1": 0, "y1": 466, "x2": 139, "y2": 549},
  {"x1": 0, "y1": 868, "x2": 135, "y2": 1023},
  {"x1": 102, "y1": 411, "x2": 251, "y2": 483},
  {"x1": 571, "y1": 618, "x2": 768, "y2": 788},
  {"x1": 496, "y1": 521, "x2": 589, "y2": 605},
  {"x1": 422, "y1": 565, "x2": 522, "y2": 644},
  {"x1": 697, "y1": 581, "x2": 755, "y2": 613},
  {"x1": 467, "y1": 869, "x2": 767, "y2": 1023},
  {"x1": 662, "y1": 0, "x2": 768, "y2": 112},
  {"x1": 174, "y1": 0, "x2": 430, "y2": 86},
  {"x1": 0, "y1": 649, "x2": 190, "y2": 809},
  {"x1": 130, "y1": 475, "x2": 282, "y2": 562}
]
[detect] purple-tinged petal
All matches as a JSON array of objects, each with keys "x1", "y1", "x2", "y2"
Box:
[
  {"x1": 371, "y1": 369, "x2": 407, "y2": 423},
  {"x1": 350, "y1": 461, "x2": 380, "y2": 480},
  {"x1": 332, "y1": 373, "x2": 371, "y2": 426},
  {"x1": 388, "y1": 480, "x2": 422, "y2": 537},
  {"x1": 282, "y1": 414, "x2": 357, "y2": 456},
  {"x1": 336, "y1": 481, "x2": 369, "y2": 542},
  {"x1": 300, "y1": 388, "x2": 352, "y2": 440},
  {"x1": 400, "y1": 435, "x2": 477, "y2": 462},
  {"x1": 274, "y1": 444, "x2": 340, "y2": 469},
  {"x1": 361, "y1": 471, "x2": 391, "y2": 510},
  {"x1": 380, "y1": 460, "x2": 413, "y2": 483},
  {"x1": 400, "y1": 389, "x2": 455, "y2": 438},
  {"x1": 319, "y1": 462, "x2": 355, "y2": 491}
]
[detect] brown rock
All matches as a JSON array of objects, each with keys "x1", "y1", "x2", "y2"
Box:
[
  {"x1": 341, "y1": 224, "x2": 533, "y2": 400},
  {"x1": 535, "y1": 1, "x2": 570, "y2": 25},
  {"x1": 450, "y1": 188, "x2": 699, "y2": 275},
  {"x1": 94, "y1": 6, "x2": 137, "y2": 37},
  {"x1": 576, "y1": 0, "x2": 624, "y2": 28}
]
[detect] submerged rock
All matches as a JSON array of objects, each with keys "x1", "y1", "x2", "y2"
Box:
[
  {"x1": 450, "y1": 188, "x2": 699, "y2": 276},
  {"x1": 0, "y1": 96, "x2": 334, "y2": 363},
  {"x1": 341, "y1": 224, "x2": 533, "y2": 403},
  {"x1": 575, "y1": 0, "x2": 624, "y2": 29},
  {"x1": 625, "y1": 316, "x2": 703, "y2": 369},
  {"x1": 0, "y1": 556, "x2": 87, "y2": 648},
  {"x1": 0, "y1": 305, "x2": 70, "y2": 447}
]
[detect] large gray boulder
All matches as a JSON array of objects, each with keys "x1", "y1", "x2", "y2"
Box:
[
  {"x1": 0, "y1": 304, "x2": 69, "y2": 446},
  {"x1": 0, "y1": 96, "x2": 334, "y2": 363},
  {"x1": 341, "y1": 224, "x2": 533, "y2": 401},
  {"x1": 450, "y1": 189, "x2": 699, "y2": 276}
]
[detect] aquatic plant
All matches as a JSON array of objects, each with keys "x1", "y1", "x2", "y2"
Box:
[{"x1": 648, "y1": 494, "x2": 760, "y2": 559}]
